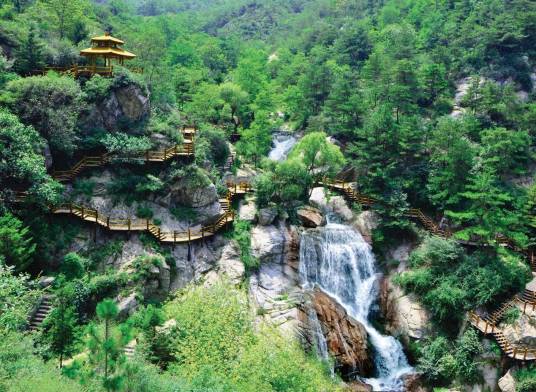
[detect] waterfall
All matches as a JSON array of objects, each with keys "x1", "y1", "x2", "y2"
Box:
[
  {"x1": 307, "y1": 305, "x2": 330, "y2": 361},
  {"x1": 299, "y1": 221, "x2": 413, "y2": 391},
  {"x1": 268, "y1": 133, "x2": 297, "y2": 161}
]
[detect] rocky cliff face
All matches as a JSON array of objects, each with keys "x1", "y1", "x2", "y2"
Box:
[
  {"x1": 300, "y1": 289, "x2": 373, "y2": 376},
  {"x1": 80, "y1": 83, "x2": 150, "y2": 131}
]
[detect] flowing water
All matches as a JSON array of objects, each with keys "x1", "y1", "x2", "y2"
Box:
[
  {"x1": 299, "y1": 221, "x2": 413, "y2": 391},
  {"x1": 268, "y1": 133, "x2": 297, "y2": 161}
]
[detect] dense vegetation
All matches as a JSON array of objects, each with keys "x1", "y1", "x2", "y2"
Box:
[{"x1": 0, "y1": 0, "x2": 535, "y2": 390}]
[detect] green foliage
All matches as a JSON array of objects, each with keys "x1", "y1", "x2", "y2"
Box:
[
  {"x1": 60, "y1": 252, "x2": 88, "y2": 280},
  {"x1": 0, "y1": 331, "x2": 82, "y2": 392},
  {"x1": 417, "y1": 329, "x2": 483, "y2": 386},
  {"x1": 0, "y1": 261, "x2": 40, "y2": 332},
  {"x1": 4, "y1": 73, "x2": 83, "y2": 155},
  {"x1": 396, "y1": 236, "x2": 530, "y2": 328},
  {"x1": 231, "y1": 219, "x2": 258, "y2": 271},
  {"x1": 195, "y1": 126, "x2": 230, "y2": 167},
  {"x1": 0, "y1": 109, "x2": 61, "y2": 206},
  {"x1": 136, "y1": 205, "x2": 154, "y2": 220},
  {"x1": 0, "y1": 213, "x2": 36, "y2": 271},
  {"x1": 101, "y1": 132, "x2": 152, "y2": 155},
  {"x1": 515, "y1": 365, "x2": 536, "y2": 392},
  {"x1": 503, "y1": 306, "x2": 521, "y2": 325}
]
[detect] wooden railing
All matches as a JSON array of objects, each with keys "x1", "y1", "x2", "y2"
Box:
[
  {"x1": 53, "y1": 181, "x2": 252, "y2": 244},
  {"x1": 36, "y1": 64, "x2": 144, "y2": 78},
  {"x1": 52, "y1": 140, "x2": 194, "y2": 182}
]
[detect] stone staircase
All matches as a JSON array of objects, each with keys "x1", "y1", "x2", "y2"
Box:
[{"x1": 28, "y1": 294, "x2": 54, "y2": 331}]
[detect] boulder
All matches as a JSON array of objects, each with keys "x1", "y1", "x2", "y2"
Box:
[
  {"x1": 403, "y1": 374, "x2": 428, "y2": 392},
  {"x1": 498, "y1": 369, "x2": 516, "y2": 392},
  {"x1": 297, "y1": 206, "x2": 325, "y2": 228},
  {"x1": 82, "y1": 82, "x2": 150, "y2": 131},
  {"x1": 352, "y1": 211, "x2": 380, "y2": 244},
  {"x1": 117, "y1": 293, "x2": 138, "y2": 318},
  {"x1": 38, "y1": 276, "x2": 55, "y2": 288},
  {"x1": 380, "y1": 278, "x2": 431, "y2": 340},
  {"x1": 258, "y1": 206, "x2": 278, "y2": 226},
  {"x1": 251, "y1": 224, "x2": 286, "y2": 264},
  {"x1": 238, "y1": 196, "x2": 257, "y2": 222},
  {"x1": 309, "y1": 187, "x2": 328, "y2": 210},
  {"x1": 303, "y1": 289, "x2": 372, "y2": 375},
  {"x1": 329, "y1": 195, "x2": 353, "y2": 221},
  {"x1": 168, "y1": 180, "x2": 219, "y2": 208},
  {"x1": 346, "y1": 381, "x2": 373, "y2": 392},
  {"x1": 218, "y1": 241, "x2": 245, "y2": 284}
]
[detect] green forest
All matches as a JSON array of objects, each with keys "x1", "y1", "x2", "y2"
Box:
[{"x1": 1, "y1": 0, "x2": 536, "y2": 391}]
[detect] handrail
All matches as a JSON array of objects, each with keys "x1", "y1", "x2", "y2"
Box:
[
  {"x1": 52, "y1": 139, "x2": 195, "y2": 182},
  {"x1": 52, "y1": 182, "x2": 251, "y2": 244}
]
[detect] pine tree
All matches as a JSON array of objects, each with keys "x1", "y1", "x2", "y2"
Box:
[
  {"x1": 87, "y1": 299, "x2": 131, "y2": 392},
  {"x1": 15, "y1": 25, "x2": 45, "y2": 74},
  {"x1": 0, "y1": 213, "x2": 36, "y2": 272}
]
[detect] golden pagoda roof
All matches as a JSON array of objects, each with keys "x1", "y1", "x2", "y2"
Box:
[
  {"x1": 80, "y1": 47, "x2": 136, "y2": 59},
  {"x1": 90, "y1": 33, "x2": 125, "y2": 45}
]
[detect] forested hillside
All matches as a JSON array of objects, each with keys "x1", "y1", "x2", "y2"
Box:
[{"x1": 1, "y1": 0, "x2": 536, "y2": 391}]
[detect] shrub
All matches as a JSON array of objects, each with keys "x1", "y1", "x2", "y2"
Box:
[
  {"x1": 195, "y1": 127, "x2": 230, "y2": 167},
  {"x1": 231, "y1": 219, "x2": 259, "y2": 271},
  {"x1": 136, "y1": 205, "x2": 154, "y2": 220},
  {"x1": 60, "y1": 252, "x2": 87, "y2": 280},
  {"x1": 0, "y1": 213, "x2": 36, "y2": 272}
]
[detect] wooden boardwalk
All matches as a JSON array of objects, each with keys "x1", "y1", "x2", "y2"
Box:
[
  {"x1": 53, "y1": 182, "x2": 252, "y2": 244},
  {"x1": 52, "y1": 128, "x2": 196, "y2": 182}
]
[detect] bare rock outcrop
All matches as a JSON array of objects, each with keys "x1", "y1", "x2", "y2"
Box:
[
  {"x1": 352, "y1": 211, "x2": 380, "y2": 244},
  {"x1": 297, "y1": 206, "x2": 325, "y2": 228},
  {"x1": 301, "y1": 289, "x2": 372, "y2": 375},
  {"x1": 498, "y1": 369, "x2": 516, "y2": 392},
  {"x1": 380, "y1": 277, "x2": 431, "y2": 340}
]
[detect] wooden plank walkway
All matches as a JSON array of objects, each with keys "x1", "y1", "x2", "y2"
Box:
[
  {"x1": 52, "y1": 128, "x2": 196, "y2": 182},
  {"x1": 53, "y1": 182, "x2": 252, "y2": 244}
]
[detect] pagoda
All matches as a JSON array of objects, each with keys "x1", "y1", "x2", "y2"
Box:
[{"x1": 78, "y1": 32, "x2": 136, "y2": 76}]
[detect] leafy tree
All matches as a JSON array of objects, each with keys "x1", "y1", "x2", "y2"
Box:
[
  {"x1": 219, "y1": 82, "x2": 249, "y2": 133},
  {"x1": 0, "y1": 109, "x2": 61, "y2": 205},
  {"x1": 100, "y1": 132, "x2": 152, "y2": 156},
  {"x1": 0, "y1": 260, "x2": 40, "y2": 331},
  {"x1": 39, "y1": 0, "x2": 91, "y2": 40},
  {"x1": 5, "y1": 74, "x2": 83, "y2": 155},
  {"x1": 480, "y1": 127, "x2": 530, "y2": 175},
  {"x1": 288, "y1": 131, "x2": 344, "y2": 193},
  {"x1": 0, "y1": 213, "x2": 36, "y2": 271},
  {"x1": 59, "y1": 252, "x2": 87, "y2": 280}
]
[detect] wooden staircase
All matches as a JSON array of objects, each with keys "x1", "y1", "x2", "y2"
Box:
[{"x1": 28, "y1": 294, "x2": 54, "y2": 331}]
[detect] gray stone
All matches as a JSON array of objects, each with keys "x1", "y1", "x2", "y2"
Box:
[
  {"x1": 352, "y1": 211, "x2": 380, "y2": 244},
  {"x1": 168, "y1": 181, "x2": 219, "y2": 209},
  {"x1": 296, "y1": 206, "x2": 325, "y2": 228},
  {"x1": 117, "y1": 293, "x2": 138, "y2": 318},
  {"x1": 238, "y1": 197, "x2": 257, "y2": 222},
  {"x1": 258, "y1": 207, "x2": 278, "y2": 226},
  {"x1": 38, "y1": 276, "x2": 55, "y2": 288},
  {"x1": 218, "y1": 241, "x2": 245, "y2": 284},
  {"x1": 309, "y1": 187, "x2": 327, "y2": 210},
  {"x1": 329, "y1": 196, "x2": 353, "y2": 221},
  {"x1": 251, "y1": 225, "x2": 286, "y2": 264},
  {"x1": 498, "y1": 369, "x2": 516, "y2": 392}
]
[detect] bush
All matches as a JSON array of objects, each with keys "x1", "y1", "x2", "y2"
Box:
[
  {"x1": 60, "y1": 253, "x2": 87, "y2": 280},
  {"x1": 0, "y1": 213, "x2": 36, "y2": 271},
  {"x1": 195, "y1": 127, "x2": 230, "y2": 167},
  {"x1": 231, "y1": 219, "x2": 259, "y2": 271},
  {"x1": 396, "y1": 236, "x2": 530, "y2": 329},
  {"x1": 5, "y1": 74, "x2": 83, "y2": 155},
  {"x1": 136, "y1": 205, "x2": 154, "y2": 220}
]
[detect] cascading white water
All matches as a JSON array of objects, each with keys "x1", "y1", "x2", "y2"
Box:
[
  {"x1": 268, "y1": 134, "x2": 297, "y2": 161},
  {"x1": 300, "y1": 221, "x2": 413, "y2": 391}
]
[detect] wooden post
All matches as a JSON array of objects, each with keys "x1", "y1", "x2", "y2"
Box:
[
  {"x1": 146, "y1": 150, "x2": 149, "y2": 163},
  {"x1": 158, "y1": 228, "x2": 161, "y2": 240},
  {"x1": 513, "y1": 347, "x2": 517, "y2": 358},
  {"x1": 201, "y1": 227, "x2": 204, "y2": 240},
  {"x1": 81, "y1": 206, "x2": 85, "y2": 219},
  {"x1": 174, "y1": 231, "x2": 177, "y2": 244},
  {"x1": 188, "y1": 228, "x2": 191, "y2": 243},
  {"x1": 107, "y1": 217, "x2": 110, "y2": 228},
  {"x1": 69, "y1": 204, "x2": 73, "y2": 214},
  {"x1": 147, "y1": 219, "x2": 149, "y2": 230},
  {"x1": 128, "y1": 218, "x2": 131, "y2": 233}
]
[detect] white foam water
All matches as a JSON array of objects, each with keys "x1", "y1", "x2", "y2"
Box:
[
  {"x1": 299, "y1": 221, "x2": 413, "y2": 391},
  {"x1": 268, "y1": 134, "x2": 297, "y2": 161}
]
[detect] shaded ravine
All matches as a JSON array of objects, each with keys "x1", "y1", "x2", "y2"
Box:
[{"x1": 299, "y1": 220, "x2": 413, "y2": 390}]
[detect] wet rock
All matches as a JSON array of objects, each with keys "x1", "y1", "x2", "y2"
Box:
[
  {"x1": 42, "y1": 142, "x2": 53, "y2": 170},
  {"x1": 258, "y1": 206, "x2": 277, "y2": 226},
  {"x1": 303, "y1": 289, "x2": 372, "y2": 375},
  {"x1": 345, "y1": 381, "x2": 373, "y2": 392},
  {"x1": 403, "y1": 373, "x2": 428, "y2": 392},
  {"x1": 297, "y1": 206, "x2": 325, "y2": 228},
  {"x1": 330, "y1": 196, "x2": 353, "y2": 221}
]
